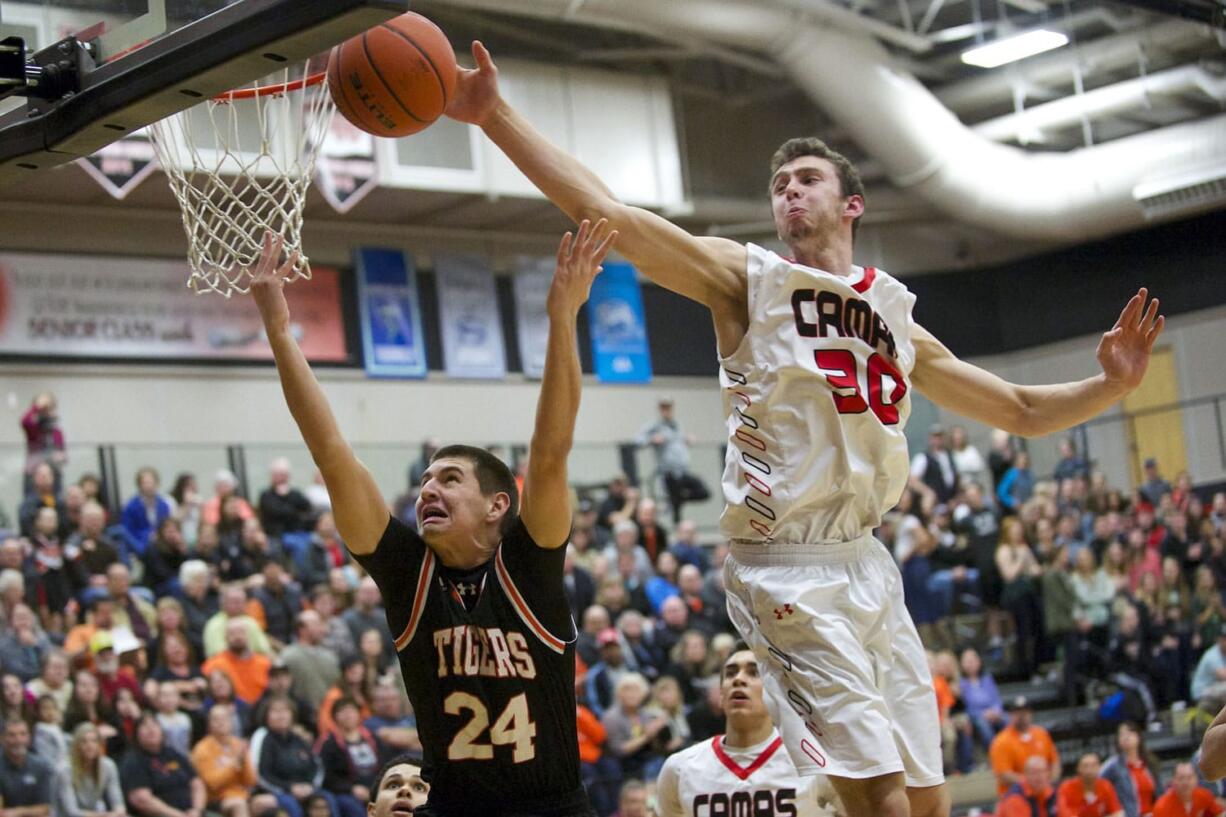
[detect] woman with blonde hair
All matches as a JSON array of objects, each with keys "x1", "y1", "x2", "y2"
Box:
[
  {"x1": 1191, "y1": 565, "x2": 1224, "y2": 651},
  {"x1": 601, "y1": 672, "x2": 668, "y2": 782},
  {"x1": 54, "y1": 722, "x2": 125, "y2": 817},
  {"x1": 666, "y1": 630, "x2": 719, "y2": 706},
  {"x1": 996, "y1": 517, "x2": 1042, "y2": 679},
  {"x1": 647, "y1": 676, "x2": 689, "y2": 755}
]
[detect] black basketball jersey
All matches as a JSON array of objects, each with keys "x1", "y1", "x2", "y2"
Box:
[{"x1": 354, "y1": 515, "x2": 589, "y2": 816}]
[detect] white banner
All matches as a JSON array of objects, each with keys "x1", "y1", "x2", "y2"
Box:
[
  {"x1": 512, "y1": 256, "x2": 553, "y2": 380},
  {"x1": 434, "y1": 254, "x2": 507, "y2": 379},
  {"x1": 316, "y1": 116, "x2": 378, "y2": 214}
]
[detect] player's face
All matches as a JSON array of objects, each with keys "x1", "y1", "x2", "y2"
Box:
[
  {"x1": 416, "y1": 457, "x2": 502, "y2": 547},
  {"x1": 368, "y1": 763, "x2": 430, "y2": 816},
  {"x1": 720, "y1": 650, "x2": 769, "y2": 722},
  {"x1": 769, "y1": 156, "x2": 859, "y2": 248}
]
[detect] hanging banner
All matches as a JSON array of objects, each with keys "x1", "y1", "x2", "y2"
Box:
[
  {"x1": 434, "y1": 254, "x2": 506, "y2": 379},
  {"x1": 316, "y1": 115, "x2": 378, "y2": 214},
  {"x1": 76, "y1": 130, "x2": 158, "y2": 199},
  {"x1": 511, "y1": 256, "x2": 553, "y2": 379},
  {"x1": 586, "y1": 262, "x2": 652, "y2": 384},
  {"x1": 0, "y1": 252, "x2": 349, "y2": 362},
  {"x1": 355, "y1": 248, "x2": 428, "y2": 378}
]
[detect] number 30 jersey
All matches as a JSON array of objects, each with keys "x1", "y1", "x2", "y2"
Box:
[
  {"x1": 355, "y1": 516, "x2": 588, "y2": 816},
  {"x1": 719, "y1": 243, "x2": 918, "y2": 546}
]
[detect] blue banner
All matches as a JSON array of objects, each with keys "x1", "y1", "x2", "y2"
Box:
[
  {"x1": 587, "y1": 262, "x2": 652, "y2": 384},
  {"x1": 355, "y1": 248, "x2": 428, "y2": 378},
  {"x1": 435, "y1": 254, "x2": 507, "y2": 379}
]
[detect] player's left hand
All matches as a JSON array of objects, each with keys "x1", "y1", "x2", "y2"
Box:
[
  {"x1": 249, "y1": 230, "x2": 301, "y2": 335},
  {"x1": 1097, "y1": 287, "x2": 1164, "y2": 393},
  {"x1": 547, "y1": 219, "x2": 618, "y2": 319}
]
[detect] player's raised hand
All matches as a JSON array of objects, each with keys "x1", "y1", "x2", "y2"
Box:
[
  {"x1": 547, "y1": 219, "x2": 618, "y2": 319},
  {"x1": 248, "y1": 230, "x2": 301, "y2": 334},
  {"x1": 445, "y1": 41, "x2": 501, "y2": 127},
  {"x1": 1097, "y1": 287, "x2": 1165, "y2": 392}
]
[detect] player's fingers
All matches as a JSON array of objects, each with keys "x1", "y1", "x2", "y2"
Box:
[
  {"x1": 556, "y1": 232, "x2": 574, "y2": 266},
  {"x1": 1145, "y1": 315, "x2": 1165, "y2": 349},
  {"x1": 573, "y1": 220, "x2": 592, "y2": 256},
  {"x1": 584, "y1": 218, "x2": 610, "y2": 252},
  {"x1": 1115, "y1": 292, "x2": 1141, "y2": 329},
  {"x1": 276, "y1": 251, "x2": 300, "y2": 279},
  {"x1": 1138, "y1": 297, "x2": 1159, "y2": 332},
  {"x1": 473, "y1": 41, "x2": 495, "y2": 72},
  {"x1": 592, "y1": 229, "x2": 619, "y2": 265}
]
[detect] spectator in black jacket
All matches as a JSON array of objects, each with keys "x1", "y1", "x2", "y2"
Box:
[
  {"x1": 120, "y1": 712, "x2": 206, "y2": 817},
  {"x1": 252, "y1": 696, "x2": 326, "y2": 817},
  {"x1": 258, "y1": 459, "x2": 314, "y2": 539},
  {"x1": 251, "y1": 561, "x2": 302, "y2": 650},
  {"x1": 317, "y1": 697, "x2": 380, "y2": 817}
]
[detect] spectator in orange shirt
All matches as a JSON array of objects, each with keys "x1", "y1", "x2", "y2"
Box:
[
  {"x1": 998, "y1": 756, "x2": 1055, "y2": 817},
  {"x1": 191, "y1": 703, "x2": 258, "y2": 817},
  {"x1": 1057, "y1": 753, "x2": 1123, "y2": 817},
  {"x1": 578, "y1": 702, "x2": 618, "y2": 816},
  {"x1": 1152, "y1": 763, "x2": 1224, "y2": 817},
  {"x1": 201, "y1": 471, "x2": 255, "y2": 528},
  {"x1": 200, "y1": 620, "x2": 270, "y2": 705},
  {"x1": 990, "y1": 697, "x2": 1061, "y2": 795}
]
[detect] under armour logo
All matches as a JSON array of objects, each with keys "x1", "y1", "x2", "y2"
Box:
[
  {"x1": 456, "y1": 582, "x2": 478, "y2": 596},
  {"x1": 773, "y1": 604, "x2": 794, "y2": 620}
]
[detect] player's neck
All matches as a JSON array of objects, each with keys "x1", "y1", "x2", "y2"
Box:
[
  {"x1": 786, "y1": 238, "x2": 853, "y2": 277},
  {"x1": 432, "y1": 535, "x2": 497, "y2": 570},
  {"x1": 722, "y1": 717, "x2": 774, "y2": 749}
]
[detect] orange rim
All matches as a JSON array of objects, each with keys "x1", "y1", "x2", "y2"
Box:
[{"x1": 216, "y1": 70, "x2": 327, "y2": 102}]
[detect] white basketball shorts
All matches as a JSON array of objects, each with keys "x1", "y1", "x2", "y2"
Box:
[{"x1": 724, "y1": 535, "x2": 944, "y2": 788}]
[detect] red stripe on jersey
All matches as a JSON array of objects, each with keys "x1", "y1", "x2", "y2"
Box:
[
  {"x1": 710, "y1": 735, "x2": 784, "y2": 781},
  {"x1": 852, "y1": 266, "x2": 876, "y2": 293},
  {"x1": 494, "y1": 549, "x2": 566, "y2": 654},
  {"x1": 395, "y1": 550, "x2": 435, "y2": 651}
]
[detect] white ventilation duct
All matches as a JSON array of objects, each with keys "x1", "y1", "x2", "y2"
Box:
[{"x1": 432, "y1": 0, "x2": 1226, "y2": 241}]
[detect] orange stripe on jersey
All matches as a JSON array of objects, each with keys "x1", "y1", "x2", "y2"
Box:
[
  {"x1": 710, "y1": 735, "x2": 784, "y2": 781},
  {"x1": 494, "y1": 549, "x2": 566, "y2": 654},
  {"x1": 394, "y1": 549, "x2": 435, "y2": 652}
]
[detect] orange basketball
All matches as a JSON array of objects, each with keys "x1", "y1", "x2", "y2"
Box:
[{"x1": 327, "y1": 12, "x2": 457, "y2": 138}]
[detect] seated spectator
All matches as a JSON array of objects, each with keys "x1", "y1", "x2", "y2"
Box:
[
  {"x1": 1152, "y1": 762, "x2": 1221, "y2": 817},
  {"x1": 931, "y1": 651, "x2": 973, "y2": 775},
  {"x1": 563, "y1": 545, "x2": 596, "y2": 622},
  {"x1": 170, "y1": 474, "x2": 202, "y2": 545},
  {"x1": 676, "y1": 564, "x2": 725, "y2": 635},
  {"x1": 342, "y1": 579, "x2": 393, "y2": 662},
  {"x1": 203, "y1": 584, "x2": 272, "y2": 659},
  {"x1": 90, "y1": 631, "x2": 146, "y2": 710},
  {"x1": 201, "y1": 620, "x2": 271, "y2": 706},
  {"x1": 258, "y1": 459, "x2": 314, "y2": 539},
  {"x1": 201, "y1": 471, "x2": 254, "y2": 528},
  {"x1": 632, "y1": 498, "x2": 669, "y2": 564},
  {"x1": 960, "y1": 647, "x2": 1005, "y2": 749},
  {"x1": 643, "y1": 551, "x2": 680, "y2": 616},
  {"x1": 611, "y1": 779, "x2": 649, "y2": 817},
  {"x1": 214, "y1": 510, "x2": 269, "y2": 584},
  {"x1": 253, "y1": 663, "x2": 314, "y2": 741},
  {"x1": 997, "y1": 451, "x2": 1035, "y2": 515},
  {"x1": 668, "y1": 520, "x2": 708, "y2": 572},
  {"x1": 317, "y1": 697, "x2": 379, "y2": 817},
  {"x1": 665, "y1": 630, "x2": 718, "y2": 707},
  {"x1": 615, "y1": 610, "x2": 661, "y2": 681},
  {"x1": 0, "y1": 672, "x2": 35, "y2": 730},
  {"x1": 318, "y1": 658, "x2": 372, "y2": 738},
  {"x1": 203, "y1": 669, "x2": 251, "y2": 738},
  {"x1": 33, "y1": 694, "x2": 68, "y2": 770},
  {"x1": 27, "y1": 650, "x2": 72, "y2": 714},
  {"x1": 1101, "y1": 722, "x2": 1161, "y2": 817},
  {"x1": 601, "y1": 673, "x2": 667, "y2": 783},
  {"x1": 302, "y1": 513, "x2": 350, "y2": 592},
  {"x1": 577, "y1": 606, "x2": 612, "y2": 668},
  {"x1": 148, "y1": 630, "x2": 206, "y2": 712},
  {"x1": 686, "y1": 676, "x2": 723, "y2": 744},
  {"x1": 1191, "y1": 566, "x2": 1224, "y2": 653},
  {"x1": 0, "y1": 718, "x2": 54, "y2": 817},
  {"x1": 997, "y1": 756, "x2": 1054, "y2": 817},
  {"x1": 252, "y1": 561, "x2": 302, "y2": 650},
  {"x1": 119, "y1": 713, "x2": 206, "y2": 817},
  {"x1": 120, "y1": 468, "x2": 172, "y2": 555},
  {"x1": 143, "y1": 519, "x2": 189, "y2": 597},
  {"x1": 577, "y1": 702, "x2": 616, "y2": 817},
  {"x1": 191, "y1": 703, "x2": 257, "y2": 817},
  {"x1": 54, "y1": 722, "x2": 125, "y2": 817},
  {"x1": 1192, "y1": 625, "x2": 1226, "y2": 712},
  {"x1": 356, "y1": 628, "x2": 391, "y2": 692},
  {"x1": 654, "y1": 597, "x2": 691, "y2": 662},
  {"x1": 152, "y1": 683, "x2": 192, "y2": 757},
  {"x1": 280, "y1": 610, "x2": 340, "y2": 715},
  {"x1": 586, "y1": 629, "x2": 630, "y2": 719},
  {"x1": 647, "y1": 676, "x2": 689, "y2": 756},
  {"x1": 64, "y1": 503, "x2": 121, "y2": 591},
  {"x1": 311, "y1": 588, "x2": 356, "y2": 661},
  {"x1": 364, "y1": 682, "x2": 419, "y2": 764},
  {"x1": 175, "y1": 561, "x2": 217, "y2": 655},
  {"x1": 997, "y1": 518, "x2": 1043, "y2": 679},
  {"x1": 63, "y1": 671, "x2": 120, "y2": 751},
  {"x1": 29, "y1": 506, "x2": 72, "y2": 630},
  {"x1": 105, "y1": 564, "x2": 156, "y2": 642},
  {"x1": 602, "y1": 522, "x2": 652, "y2": 588},
  {"x1": 18, "y1": 462, "x2": 62, "y2": 539},
  {"x1": 0, "y1": 603, "x2": 50, "y2": 682},
  {"x1": 989, "y1": 697, "x2": 1060, "y2": 796},
  {"x1": 1056, "y1": 752, "x2": 1122, "y2": 817},
  {"x1": 250, "y1": 696, "x2": 326, "y2": 817}
]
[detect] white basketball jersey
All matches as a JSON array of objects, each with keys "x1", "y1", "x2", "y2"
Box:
[
  {"x1": 655, "y1": 730, "x2": 833, "y2": 817},
  {"x1": 719, "y1": 244, "x2": 917, "y2": 545}
]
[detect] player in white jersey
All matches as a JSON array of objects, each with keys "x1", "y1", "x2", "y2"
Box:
[
  {"x1": 446, "y1": 44, "x2": 1165, "y2": 817},
  {"x1": 656, "y1": 646, "x2": 840, "y2": 817}
]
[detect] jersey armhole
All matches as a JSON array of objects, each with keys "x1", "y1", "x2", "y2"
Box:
[{"x1": 493, "y1": 546, "x2": 576, "y2": 654}]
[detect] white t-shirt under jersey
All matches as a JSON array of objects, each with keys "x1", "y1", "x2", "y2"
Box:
[
  {"x1": 719, "y1": 244, "x2": 917, "y2": 545},
  {"x1": 655, "y1": 730, "x2": 834, "y2": 817}
]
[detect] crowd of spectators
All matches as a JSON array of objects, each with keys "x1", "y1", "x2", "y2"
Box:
[{"x1": 5, "y1": 393, "x2": 1226, "y2": 817}]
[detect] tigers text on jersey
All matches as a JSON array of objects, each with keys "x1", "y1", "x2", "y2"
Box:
[
  {"x1": 654, "y1": 730, "x2": 835, "y2": 817},
  {"x1": 354, "y1": 516, "x2": 589, "y2": 816},
  {"x1": 719, "y1": 244, "x2": 917, "y2": 545}
]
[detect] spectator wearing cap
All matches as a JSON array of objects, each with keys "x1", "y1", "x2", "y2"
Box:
[
  {"x1": 201, "y1": 619, "x2": 271, "y2": 705},
  {"x1": 64, "y1": 595, "x2": 117, "y2": 669},
  {"x1": 280, "y1": 610, "x2": 341, "y2": 713},
  {"x1": 0, "y1": 717, "x2": 54, "y2": 817},
  {"x1": 910, "y1": 424, "x2": 960, "y2": 507},
  {"x1": 989, "y1": 697, "x2": 1060, "y2": 795},
  {"x1": 636, "y1": 398, "x2": 710, "y2": 526},
  {"x1": 120, "y1": 468, "x2": 172, "y2": 555},
  {"x1": 90, "y1": 629, "x2": 146, "y2": 709},
  {"x1": 201, "y1": 471, "x2": 254, "y2": 528},
  {"x1": 585, "y1": 628, "x2": 631, "y2": 719},
  {"x1": 1139, "y1": 459, "x2": 1173, "y2": 509},
  {"x1": 996, "y1": 755, "x2": 1054, "y2": 817},
  {"x1": 1056, "y1": 752, "x2": 1123, "y2": 817},
  {"x1": 1152, "y1": 762, "x2": 1221, "y2": 817}
]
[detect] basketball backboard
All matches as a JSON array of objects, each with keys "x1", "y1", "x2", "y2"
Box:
[{"x1": 0, "y1": 0, "x2": 410, "y2": 187}]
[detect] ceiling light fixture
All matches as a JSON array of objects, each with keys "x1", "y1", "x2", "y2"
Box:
[{"x1": 961, "y1": 29, "x2": 1069, "y2": 68}]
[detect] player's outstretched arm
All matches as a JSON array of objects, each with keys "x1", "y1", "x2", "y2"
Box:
[
  {"x1": 249, "y1": 232, "x2": 388, "y2": 555},
  {"x1": 520, "y1": 220, "x2": 617, "y2": 550},
  {"x1": 912, "y1": 288, "x2": 1164, "y2": 438},
  {"x1": 446, "y1": 42, "x2": 746, "y2": 315}
]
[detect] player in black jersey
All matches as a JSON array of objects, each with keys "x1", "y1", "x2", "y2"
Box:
[{"x1": 250, "y1": 220, "x2": 617, "y2": 817}]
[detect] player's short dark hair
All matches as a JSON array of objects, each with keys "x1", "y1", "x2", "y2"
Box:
[
  {"x1": 369, "y1": 752, "x2": 426, "y2": 802},
  {"x1": 431, "y1": 444, "x2": 519, "y2": 536},
  {"x1": 768, "y1": 137, "x2": 866, "y2": 238}
]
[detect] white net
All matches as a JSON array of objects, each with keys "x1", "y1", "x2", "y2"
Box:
[{"x1": 149, "y1": 60, "x2": 336, "y2": 297}]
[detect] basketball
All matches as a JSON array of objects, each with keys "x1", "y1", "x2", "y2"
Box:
[{"x1": 327, "y1": 12, "x2": 457, "y2": 138}]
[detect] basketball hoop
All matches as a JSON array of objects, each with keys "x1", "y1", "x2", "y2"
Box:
[{"x1": 149, "y1": 57, "x2": 335, "y2": 296}]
